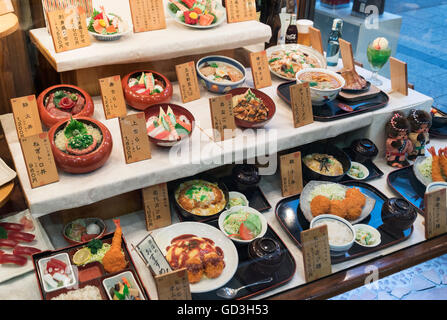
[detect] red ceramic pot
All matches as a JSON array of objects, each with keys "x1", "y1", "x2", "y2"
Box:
[
  {"x1": 48, "y1": 116, "x2": 113, "y2": 174},
  {"x1": 144, "y1": 103, "x2": 195, "y2": 147},
  {"x1": 37, "y1": 84, "x2": 94, "y2": 129},
  {"x1": 228, "y1": 88, "x2": 276, "y2": 128},
  {"x1": 122, "y1": 70, "x2": 173, "y2": 111}
]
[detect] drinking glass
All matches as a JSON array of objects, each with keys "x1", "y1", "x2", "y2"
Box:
[{"x1": 366, "y1": 41, "x2": 391, "y2": 86}]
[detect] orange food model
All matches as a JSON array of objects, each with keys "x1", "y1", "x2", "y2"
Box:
[
  {"x1": 102, "y1": 219, "x2": 127, "y2": 273},
  {"x1": 428, "y1": 147, "x2": 445, "y2": 182},
  {"x1": 330, "y1": 199, "x2": 347, "y2": 218},
  {"x1": 310, "y1": 195, "x2": 331, "y2": 217},
  {"x1": 439, "y1": 148, "x2": 447, "y2": 179}
]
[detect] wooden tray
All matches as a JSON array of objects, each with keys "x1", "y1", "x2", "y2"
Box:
[
  {"x1": 275, "y1": 181, "x2": 414, "y2": 265},
  {"x1": 277, "y1": 81, "x2": 389, "y2": 122}
]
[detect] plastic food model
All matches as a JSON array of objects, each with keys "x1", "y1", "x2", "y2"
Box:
[
  {"x1": 168, "y1": 0, "x2": 220, "y2": 27},
  {"x1": 88, "y1": 7, "x2": 123, "y2": 36},
  {"x1": 102, "y1": 219, "x2": 127, "y2": 274},
  {"x1": 385, "y1": 112, "x2": 413, "y2": 168},
  {"x1": 407, "y1": 109, "x2": 432, "y2": 160}
]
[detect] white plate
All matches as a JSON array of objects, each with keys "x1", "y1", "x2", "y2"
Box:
[
  {"x1": 166, "y1": 1, "x2": 226, "y2": 29},
  {"x1": 87, "y1": 14, "x2": 131, "y2": 41},
  {"x1": 0, "y1": 157, "x2": 16, "y2": 187},
  {"x1": 413, "y1": 156, "x2": 432, "y2": 187},
  {"x1": 300, "y1": 181, "x2": 376, "y2": 225},
  {"x1": 265, "y1": 43, "x2": 327, "y2": 81},
  {"x1": 151, "y1": 222, "x2": 238, "y2": 293}
]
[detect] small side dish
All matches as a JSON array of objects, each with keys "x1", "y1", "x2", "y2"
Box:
[
  {"x1": 39, "y1": 253, "x2": 76, "y2": 293},
  {"x1": 226, "y1": 191, "x2": 249, "y2": 209},
  {"x1": 353, "y1": 224, "x2": 381, "y2": 247},
  {"x1": 63, "y1": 218, "x2": 106, "y2": 244},
  {"x1": 347, "y1": 162, "x2": 369, "y2": 180},
  {"x1": 219, "y1": 206, "x2": 266, "y2": 242},
  {"x1": 103, "y1": 272, "x2": 144, "y2": 300}
]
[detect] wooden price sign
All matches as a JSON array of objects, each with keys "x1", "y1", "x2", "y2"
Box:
[
  {"x1": 249, "y1": 51, "x2": 272, "y2": 89},
  {"x1": 301, "y1": 224, "x2": 332, "y2": 283},
  {"x1": 424, "y1": 188, "x2": 447, "y2": 239},
  {"x1": 175, "y1": 61, "x2": 201, "y2": 103},
  {"x1": 47, "y1": 7, "x2": 91, "y2": 53},
  {"x1": 135, "y1": 233, "x2": 173, "y2": 276},
  {"x1": 309, "y1": 27, "x2": 324, "y2": 56},
  {"x1": 142, "y1": 183, "x2": 172, "y2": 231},
  {"x1": 155, "y1": 268, "x2": 192, "y2": 300},
  {"x1": 280, "y1": 151, "x2": 303, "y2": 197},
  {"x1": 118, "y1": 113, "x2": 152, "y2": 164},
  {"x1": 129, "y1": 0, "x2": 166, "y2": 33},
  {"x1": 289, "y1": 82, "x2": 314, "y2": 128},
  {"x1": 339, "y1": 38, "x2": 355, "y2": 71},
  {"x1": 11, "y1": 95, "x2": 43, "y2": 139},
  {"x1": 226, "y1": 0, "x2": 257, "y2": 23},
  {"x1": 209, "y1": 94, "x2": 237, "y2": 142},
  {"x1": 20, "y1": 132, "x2": 59, "y2": 189},
  {"x1": 99, "y1": 76, "x2": 127, "y2": 120},
  {"x1": 0, "y1": 0, "x2": 13, "y2": 15},
  {"x1": 390, "y1": 57, "x2": 409, "y2": 96}
]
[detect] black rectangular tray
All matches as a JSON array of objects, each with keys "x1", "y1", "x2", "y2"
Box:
[
  {"x1": 277, "y1": 81, "x2": 389, "y2": 122},
  {"x1": 192, "y1": 219, "x2": 296, "y2": 300},
  {"x1": 430, "y1": 126, "x2": 447, "y2": 139},
  {"x1": 387, "y1": 165, "x2": 426, "y2": 215},
  {"x1": 341, "y1": 148, "x2": 384, "y2": 182},
  {"x1": 275, "y1": 181, "x2": 414, "y2": 265}
]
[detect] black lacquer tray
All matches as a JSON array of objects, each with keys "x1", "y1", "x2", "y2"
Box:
[
  {"x1": 275, "y1": 181, "x2": 414, "y2": 265},
  {"x1": 430, "y1": 126, "x2": 447, "y2": 139},
  {"x1": 341, "y1": 148, "x2": 384, "y2": 182},
  {"x1": 277, "y1": 81, "x2": 389, "y2": 122},
  {"x1": 192, "y1": 220, "x2": 296, "y2": 300}
]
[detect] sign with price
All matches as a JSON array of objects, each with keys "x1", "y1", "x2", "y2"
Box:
[
  {"x1": 209, "y1": 94, "x2": 236, "y2": 142},
  {"x1": 155, "y1": 268, "x2": 192, "y2": 300},
  {"x1": 11, "y1": 95, "x2": 42, "y2": 139},
  {"x1": 424, "y1": 188, "x2": 447, "y2": 239},
  {"x1": 47, "y1": 7, "x2": 90, "y2": 53},
  {"x1": 280, "y1": 151, "x2": 303, "y2": 197},
  {"x1": 129, "y1": 0, "x2": 166, "y2": 33},
  {"x1": 225, "y1": 0, "x2": 257, "y2": 23},
  {"x1": 20, "y1": 132, "x2": 59, "y2": 189},
  {"x1": 390, "y1": 57, "x2": 409, "y2": 96},
  {"x1": 99, "y1": 75, "x2": 127, "y2": 119},
  {"x1": 249, "y1": 51, "x2": 272, "y2": 89},
  {"x1": 176, "y1": 61, "x2": 201, "y2": 103},
  {"x1": 301, "y1": 224, "x2": 332, "y2": 283},
  {"x1": 289, "y1": 82, "x2": 314, "y2": 128},
  {"x1": 142, "y1": 183, "x2": 172, "y2": 231},
  {"x1": 118, "y1": 113, "x2": 152, "y2": 164},
  {"x1": 135, "y1": 233, "x2": 173, "y2": 276}
]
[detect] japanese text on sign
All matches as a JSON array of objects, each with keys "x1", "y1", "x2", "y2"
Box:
[
  {"x1": 176, "y1": 61, "x2": 201, "y2": 103},
  {"x1": 249, "y1": 51, "x2": 272, "y2": 89},
  {"x1": 280, "y1": 151, "x2": 303, "y2": 197},
  {"x1": 142, "y1": 183, "x2": 172, "y2": 231},
  {"x1": 155, "y1": 268, "x2": 191, "y2": 300},
  {"x1": 129, "y1": 0, "x2": 166, "y2": 32},
  {"x1": 301, "y1": 225, "x2": 332, "y2": 283},
  {"x1": 209, "y1": 94, "x2": 236, "y2": 142},
  {"x1": 11, "y1": 95, "x2": 42, "y2": 139},
  {"x1": 136, "y1": 233, "x2": 172, "y2": 275},
  {"x1": 99, "y1": 75, "x2": 127, "y2": 119},
  {"x1": 119, "y1": 113, "x2": 152, "y2": 164},
  {"x1": 290, "y1": 82, "x2": 314, "y2": 128},
  {"x1": 225, "y1": 0, "x2": 257, "y2": 23},
  {"x1": 424, "y1": 188, "x2": 447, "y2": 239}
]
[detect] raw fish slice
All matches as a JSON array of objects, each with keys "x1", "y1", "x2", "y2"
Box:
[
  {"x1": 169, "y1": 0, "x2": 189, "y2": 12},
  {"x1": 48, "y1": 106, "x2": 71, "y2": 118},
  {"x1": 71, "y1": 96, "x2": 85, "y2": 114}
]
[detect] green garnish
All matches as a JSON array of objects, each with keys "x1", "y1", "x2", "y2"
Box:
[
  {"x1": 64, "y1": 118, "x2": 88, "y2": 139},
  {"x1": 269, "y1": 57, "x2": 280, "y2": 64},
  {"x1": 114, "y1": 284, "x2": 129, "y2": 300},
  {"x1": 309, "y1": 81, "x2": 318, "y2": 87},
  {"x1": 68, "y1": 134, "x2": 94, "y2": 150},
  {"x1": 209, "y1": 62, "x2": 219, "y2": 68},
  {"x1": 0, "y1": 226, "x2": 7, "y2": 239},
  {"x1": 87, "y1": 239, "x2": 103, "y2": 255}
]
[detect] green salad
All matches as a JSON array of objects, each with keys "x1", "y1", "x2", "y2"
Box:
[
  {"x1": 223, "y1": 209, "x2": 262, "y2": 241},
  {"x1": 227, "y1": 196, "x2": 247, "y2": 209},
  {"x1": 355, "y1": 228, "x2": 378, "y2": 246}
]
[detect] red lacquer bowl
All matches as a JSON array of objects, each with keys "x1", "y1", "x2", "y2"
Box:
[
  {"x1": 48, "y1": 116, "x2": 113, "y2": 174},
  {"x1": 227, "y1": 88, "x2": 276, "y2": 128},
  {"x1": 37, "y1": 84, "x2": 94, "y2": 129},
  {"x1": 122, "y1": 70, "x2": 173, "y2": 111}
]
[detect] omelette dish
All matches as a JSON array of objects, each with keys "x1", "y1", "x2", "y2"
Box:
[
  {"x1": 165, "y1": 234, "x2": 225, "y2": 284},
  {"x1": 303, "y1": 153, "x2": 344, "y2": 177},
  {"x1": 175, "y1": 180, "x2": 226, "y2": 216}
]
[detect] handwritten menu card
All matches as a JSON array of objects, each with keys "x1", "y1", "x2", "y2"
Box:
[
  {"x1": 339, "y1": 38, "x2": 355, "y2": 71},
  {"x1": 289, "y1": 82, "x2": 314, "y2": 128},
  {"x1": 135, "y1": 233, "x2": 173, "y2": 276},
  {"x1": 142, "y1": 183, "x2": 172, "y2": 231},
  {"x1": 47, "y1": 7, "x2": 90, "y2": 53},
  {"x1": 11, "y1": 95, "x2": 43, "y2": 139},
  {"x1": 249, "y1": 51, "x2": 272, "y2": 89},
  {"x1": 20, "y1": 132, "x2": 59, "y2": 189},
  {"x1": 301, "y1": 224, "x2": 332, "y2": 283},
  {"x1": 209, "y1": 94, "x2": 236, "y2": 142},
  {"x1": 0, "y1": 0, "x2": 13, "y2": 15},
  {"x1": 129, "y1": 0, "x2": 166, "y2": 33},
  {"x1": 226, "y1": 0, "x2": 257, "y2": 23},
  {"x1": 390, "y1": 57, "x2": 409, "y2": 96},
  {"x1": 309, "y1": 27, "x2": 324, "y2": 56},
  {"x1": 155, "y1": 268, "x2": 192, "y2": 300},
  {"x1": 99, "y1": 76, "x2": 127, "y2": 120},
  {"x1": 118, "y1": 113, "x2": 152, "y2": 164},
  {"x1": 176, "y1": 61, "x2": 201, "y2": 103},
  {"x1": 424, "y1": 188, "x2": 447, "y2": 239},
  {"x1": 280, "y1": 151, "x2": 303, "y2": 197}
]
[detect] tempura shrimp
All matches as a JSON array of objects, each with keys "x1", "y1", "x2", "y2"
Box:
[
  {"x1": 428, "y1": 147, "x2": 445, "y2": 182},
  {"x1": 439, "y1": 148, "x2": 447, "y2": 179}
]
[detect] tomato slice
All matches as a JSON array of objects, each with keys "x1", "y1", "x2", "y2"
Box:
[{"x1": 239, "y1": 223, "x2": 254, "y2": 241}]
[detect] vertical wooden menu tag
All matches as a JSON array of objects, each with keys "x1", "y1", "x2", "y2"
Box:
[
  {"x1": 289, "y1": 82, "x2": 314, "y2": 128},
  {"x1": 301, "y1": 225, "x2": 332, "y2": 283},
  {"x1": 175, "y1": 61, "x2": 201, "y2": 103},
  {"x1": 20, "y1": 132, "x2": 59, "y2": 189},
  {"x1": 11, "y1": 95, "x2": 43, "y2": 139},
  {"x1": 280, "y1": 151, "x2": 303, "y2": 197},
  {"x1": 129, "y1": 0, "x2": 166, "y2": 33},
  {"x1": 155, "y1": 268, "x2": 192, "y2": 300},
  {"x1": 142, "y1": 183, "x2": 172, "y2": 231},
  {"x1": 135, "y1": 233, "x2": 173, "y2": 275},
  {"x1": 226, "y1": 0, "x2": 257, "y2": 23},
  {"x1": 424, "y1": 188, "x2": 447, "y2": 239},
  {"x1": 309, "y1": 27, "x2": 324, "y2": 56},
  {"x1": 209, "y1": 94, "x2": 237, "y2": 142},
  {"x1": 339, "y1": 38, "x2": 355, "y2": 71},
  {"x1": 99, "y1": 75, "x2": 127, "y2": 120},
  {"x1": 47, "y1": 7, "x2": 90, "y2": 53},
  {"x1": 0, "y1": 0, "x2": 13, "y2": 15},
  {"x1": 390, "y1": 57, "x2": 409, "y2": 96},
  {"x1": 249, "y1": 51, "x2": 272, "y2": 89},
  {"x1": 118, "y1": 113, "x2": 152, "y2": 164}
]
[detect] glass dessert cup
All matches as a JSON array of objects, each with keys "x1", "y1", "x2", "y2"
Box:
[{"x1": 366, "y1": 43, "x2": 391, "y2": 86}]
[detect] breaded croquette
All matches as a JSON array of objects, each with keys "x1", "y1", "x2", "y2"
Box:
[
  {"x1": 344, "y1": 198, "x2": 363, "y2": 220},
  {"x1": 330, "y1": 199, "x2": 347, "y2": 218},
  {"x1": 185, "y1": 256, "x2": 204, "y2": 284},
  {"x1": 345, "y1": 187, "x2": 366, "y2": 207},
  {"x1": 203, "y1": 252, "x2": 225, "y2": 279},
  {"x1": 310, "y1": 195, "x2": 331, "y2": 217}
]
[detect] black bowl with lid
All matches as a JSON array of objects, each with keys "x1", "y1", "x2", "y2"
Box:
[
  {"x1": 232, "y1": 164, "x2": 261, "y2": 192},
  {"x1": 350, "y1": 138, "x2": 379, "y2": 163},
  {"x1": 381, "y1": 198, "x2": 417, "y2": 231},
  {"x1": 248, "y1": 237, "x2": 284, "y2": 275}
]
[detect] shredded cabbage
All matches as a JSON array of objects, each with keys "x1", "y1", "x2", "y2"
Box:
[{"x1": 310, "y1": 184, "x2": 346, "y2": 200}]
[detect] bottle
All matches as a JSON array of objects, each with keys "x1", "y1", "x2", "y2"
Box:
[
  {"x1": 285, "y1": 14, "x2": 298, "y2": 44},
  {"x1": 326, "y1": 18, "x2": 343, "y2": 67},
  {"x1": 265, "y1": 0, "x2": 282, "y2": 48}
]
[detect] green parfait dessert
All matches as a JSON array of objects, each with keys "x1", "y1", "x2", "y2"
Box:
[{"x1": 366, "y1": 37, "x2": 391, "y2": 86}]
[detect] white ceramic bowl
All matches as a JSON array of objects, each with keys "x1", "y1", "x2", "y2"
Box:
[
  {"x1": 347, "y1": 162, "x2": 370, "y2": 180},
  {"x1": 353, "y1": 224, "x2": 381, "y2": 248},
  {"x1": 218, "y1": 206, "x2": 268, "y2": 244},
  {"x1": 226, "y1": 191, "x2": 249, "y2": 209},
  {"x1": 310, "y1": 214, "x2": 355, "y2": 256},
  {"x1": 296, "y1": 68, "x2": 345, "y2": 106}
]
